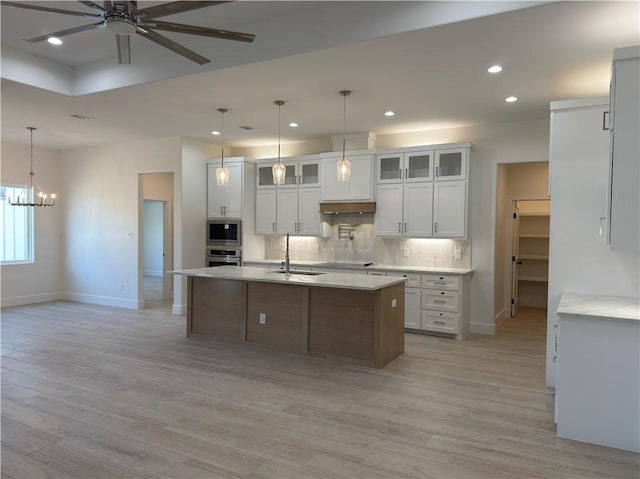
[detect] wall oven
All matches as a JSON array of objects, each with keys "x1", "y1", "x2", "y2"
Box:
[
  {"x1": 207, "y1": 247, "x2": 242, "y2": 267},
  {"x1": 207, "y1": 220, "x2": 241, "y2": 247}
]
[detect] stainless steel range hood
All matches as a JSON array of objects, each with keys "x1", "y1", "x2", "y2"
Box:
[{"x1": 319, "y1": 201, "x2": 376, "y2": 214}]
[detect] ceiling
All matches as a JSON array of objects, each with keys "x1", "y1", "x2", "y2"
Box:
[{"x1": 1, "y1": 1, "x2": 638, "y2": 151}]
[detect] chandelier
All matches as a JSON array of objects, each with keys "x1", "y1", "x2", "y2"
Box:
[{"x1": 9, "y1": 127, "x2": 56, "y2": 207}]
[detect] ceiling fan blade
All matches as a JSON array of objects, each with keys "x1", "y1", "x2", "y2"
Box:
[
  {"x1": 136, "y1": 28, "x2": 210, "y2": 65},
  {"x1": 115, "y1": 34, "x2": 131, "y2": 64},
  {"x1": 136, "y1": 1, "x2": 231, "y2": 20},
  {"x1": 25, "y1": 22, "x2": 106, "y2": 43},
  {"x1": 77, "y1": 1, "x2": 107, "y2": 14},
  {"x1": 1, "y1": 1, "x2": 102, "y2": 18},
  {"x1": 142, "y1": 20, "x2": 254, "y2": 43}
]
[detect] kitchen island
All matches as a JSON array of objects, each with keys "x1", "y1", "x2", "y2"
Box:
[{"x1": 172, "y1": 266, "x2": 406, "y2": 367}]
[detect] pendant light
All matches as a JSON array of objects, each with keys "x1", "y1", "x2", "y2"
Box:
[
  {"x1": 215, "y1": 108, "x2": 229, "y2": 186},
  {"x1": 272, "y1": 100, "x2": 286, "y2": 185},
  {"x1": 337, "y1": 90, "x2": 352, "y2": 182},
  {"x1": 9, "y1": 127, "x2": 56, "y2": 207}
]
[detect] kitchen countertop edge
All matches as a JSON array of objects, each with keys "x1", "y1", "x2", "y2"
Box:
[
  {"x1": 243, "y1": 259, "x2": 473, "y2": 275},
  {"x1": 557, "y1": 292, "x2": 640, "y2": 322}
]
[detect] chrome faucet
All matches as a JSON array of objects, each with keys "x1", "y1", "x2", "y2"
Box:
[{"x1": 284, "y1": 232, "x2": 291, "y2": 274}]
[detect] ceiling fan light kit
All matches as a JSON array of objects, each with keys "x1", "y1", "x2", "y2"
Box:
[
  {"x1": 9, "y1": 127, "x2": 56, "y2": 208},
  {"x1": 2, "y1": 0, "x2": 256, "y2": 65}
]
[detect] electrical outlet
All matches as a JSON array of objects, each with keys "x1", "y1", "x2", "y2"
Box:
[
  {"x1": 126, "y1": 231, "x2": 133, "y2": 239},
  {"x1": 402, "y1": 246, "x2": 409, "y2": 258},
  {"x1": 455, "y1": 248, "x2": 462, "y2": 260},
  {"x1": 391, "y1": 298, "x2": 397, "y2": 308},
  {"x1": 259, "y1": 313, "x2": 266, "y2": 325}
]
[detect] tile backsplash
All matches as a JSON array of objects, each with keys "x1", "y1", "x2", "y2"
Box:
[{"x1": 264, "y1": 214, "x2": 471, "y2": 268}]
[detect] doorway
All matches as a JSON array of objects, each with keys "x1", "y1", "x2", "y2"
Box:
[
  {"x1": 139, "y1": 172, "x2": 174, "y2": 311},
  {"x1": 494, "y1": 162, "x2": 549, "y2": 325}
]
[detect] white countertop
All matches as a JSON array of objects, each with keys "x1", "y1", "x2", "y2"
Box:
[
  {"x1": 172, "y1": 266, "x2": 406, "y2": 291},
  {"x1": 243, "y1": 259, "x2": 473, "y2": 275},
  {"x1": 557, "y1": 293, "x2": 640, "y2": 322}
]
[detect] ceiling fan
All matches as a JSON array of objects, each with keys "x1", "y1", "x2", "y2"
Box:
[{"x1": 1, "y1": 1, "x2": 255, "y2": 65}]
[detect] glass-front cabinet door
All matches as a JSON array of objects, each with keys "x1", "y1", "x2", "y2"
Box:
[
  {"x1": 405, "y1": 150, "x2": 433, "y2": 182},
  {"x1": 299, "y1": 160, "x2": 320, "y2": 187},
  {"x1": 435, "y1": 148, "x2": 467, "y2": 181},
  {"x1": 257, "y1": 161, "x2": 276, "y2": 188},
  {"x1": 376, "y1": 154, "x2": 402, "y2": 183}
]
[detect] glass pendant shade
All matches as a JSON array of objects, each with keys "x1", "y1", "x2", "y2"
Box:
[
  {"x1": 337, "y1": 156, "x2": 351, "y2": 182},
  {"x1": 272, "y1": 100, "x2": 286, "y2": 185},
  {"x1": 215, "y1": 108, "x2": 229, "y2": 186},
  {"x1": 216, "y1": 165, "x2": 230, "y2": 186},
  {"x1": 272, "y1": 161, "x2": 286, "y2": 185}
]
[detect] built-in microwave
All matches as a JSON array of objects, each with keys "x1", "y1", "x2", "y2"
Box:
[{"x1": 207, "y1": 219, "x2": 242, "y2": 246}]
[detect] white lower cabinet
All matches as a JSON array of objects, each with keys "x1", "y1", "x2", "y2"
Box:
[{"x1": 398, "y1": 271, "x2": 470, "y2": 339}]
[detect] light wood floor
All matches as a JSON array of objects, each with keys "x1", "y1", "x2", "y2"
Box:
[
  {"x1": 1, "y1": 303, "x2": 638, "y2": 478},
  {"x1": 143, "y1": 275, "x2": 172, "y2": 312}
]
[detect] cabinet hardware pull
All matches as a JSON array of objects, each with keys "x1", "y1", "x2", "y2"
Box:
[
  {"x1": 405, "y1": 168, "x2": 408, "y2": 179},
  {"x1": 434, "y1": 221, "x2": 438, "y2": 233},
  {"x1": 221, "y1": 206, "x2": 224, "y2": 216},
  {"x1": 436, "y1": 166, "x2": 439, "y2": 177},
  {"x1": 404, "y1": 222, "x2": 407, "y2": 233},
  {"x1": 555, "y1": 334, "x2": 558, "y2": 352},
  {"x1": 272, "y1": 222, "x2": 276, "y2": 232},
  {"x1": 602, "y1": 111, "x2": 609, "y2": 131},
  {"x1": 400, "y1": 169, "x2": 403, "y2": 179},
  {"x1": 434, "y1": 321, "x2": 446, "y2": 325},
  {"x1": 398, "y1": 222, "x2": 402, "y2": 233}
]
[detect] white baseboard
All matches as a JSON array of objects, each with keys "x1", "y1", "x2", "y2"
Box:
[
  {"x1": 62, "y1": 292, "x2": 142, "y2": 310},
  {"x1": 0, "y1": 292, "x2": 62, "y2": 308},
  {"x1": 494, "y1": 308, "x2": 507, "y2": 327},
  {"x1": 471, "y1": 322, "x2": 496, "y2": 335},
  {"x1": 172, "y1": 304, "x2": 186, "y2": 315}
]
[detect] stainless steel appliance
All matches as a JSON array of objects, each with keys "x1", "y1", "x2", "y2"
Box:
[
  {"x1": 207, "y1": 247, "x2": 242, "y2": 267},
  {"x1": 207, "y1": 219, "x2": 241, "y2": 246}
]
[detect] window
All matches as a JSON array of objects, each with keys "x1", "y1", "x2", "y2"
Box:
[{"x1": 0, "y1": 185, "x2": 33, "y2": 264}]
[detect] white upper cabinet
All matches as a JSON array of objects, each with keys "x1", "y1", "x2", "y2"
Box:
[
  {"x1": 404, "y1": 182, "x2": 434, "y2": 237},
  {"x1": 321, "y1": 154, "x2": 373, "y2": 201},
  {"x1": 435, "y1": 148, "x2": 467, "y2": 181},
  {"x1": 255, "y1": 189, "x2": 277, "y2": 234},
  {"x1": 433, "y1": 181, "x2": 466, "y2": 238},
  {"x1": 608, "y1": 46, "x2": 639, "y2": 252},
  {"x1": 375, "y1": 184, "x2": 404, "y2": 236},
  {"x1": 255, "y1": 155, "x2": 324, "y2": 236},
  {"x1": 376, "y1": 150, "x2": 434, "y2": 184},
  {"x1": 207, "y1": 160, "x2": 243, "y2": 218}
]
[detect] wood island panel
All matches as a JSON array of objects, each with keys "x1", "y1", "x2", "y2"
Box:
[
  {"x1": 377, "y1": 282, "x2": 405, "y2": 367},
  {"x1": 308, "y1": 288, "x2": 375, "y2": 363},
  {"x1": 188, "y1": 277, "x2": 246, "y2": 339},
  {"x1": 246, "y1": 282, "x2": 307, "y2": 354}
]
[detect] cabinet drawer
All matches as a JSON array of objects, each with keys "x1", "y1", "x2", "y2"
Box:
[
  {"x1": 421, "y1": 274, "x2": 460, "y2": 291},
  {"x1": 402, "y1": 273, "x2": 421, "y2": 288},
  {"x1": 422, "y1": 311, "x2": 459, "y2": 334},
  {"x1": 422, "y1": 290, "x2": 460, "y2": 312}
]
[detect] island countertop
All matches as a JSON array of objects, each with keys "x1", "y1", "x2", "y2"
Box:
[{"x1": 172, "y1": 265, "x2": 406, "y2": 291}]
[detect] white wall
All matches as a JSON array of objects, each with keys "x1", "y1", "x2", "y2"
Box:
[
  {"x1": 547, "y1": 98, "x2": 640, "y2": 386},
  {"x1": 60, "y1": 137, "x2": 184, "y2": 308},
  {"x1": 143, "y1": 200, "x2": 164, "y2": 276},
  {"x1": 1, "y1": 142, "x2": 63, "y2": 306}
]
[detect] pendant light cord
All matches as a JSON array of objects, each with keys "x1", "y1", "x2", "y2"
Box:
[
  {"x1": 339, "y1": 90, "x2": 351, "y2": 159},
  {"x1": 275, "y1": 100, "x2": 284, "y2": 164},
  {"x1": 217, "y1": 108, "x2": 227, "y2": 167}
]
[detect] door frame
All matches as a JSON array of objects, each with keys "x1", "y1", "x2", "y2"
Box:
[
  {"x1": 138, "y1": 172, "x2": 175, "y2": 308},
  {"x1": 503, "y1": 194, "x2": 549, "y2": 319}
]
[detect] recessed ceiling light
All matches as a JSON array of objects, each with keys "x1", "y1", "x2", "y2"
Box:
[
  {"x1": 211, "y1": 130, "x2": 220, "y2": 135},
  {"x1": 289, "y1": 122, "x2": 298, "y2": 128},
  {"x1": 505, "y1": 96, "x2": 518, "y2": 103},
  {"x1": 47, "y1": 37, "x2": 62, "y2": 46},
  {"x1": 384, "y1": 110, "x2": 395, "y2": 117},
  {"x1": 488, "y1": 65, "x2": 502, "y2": 73}
]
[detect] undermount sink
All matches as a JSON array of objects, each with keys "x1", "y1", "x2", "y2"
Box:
[{"x1": 267, "y1": 270, "x2": 325, "y2": 276}]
